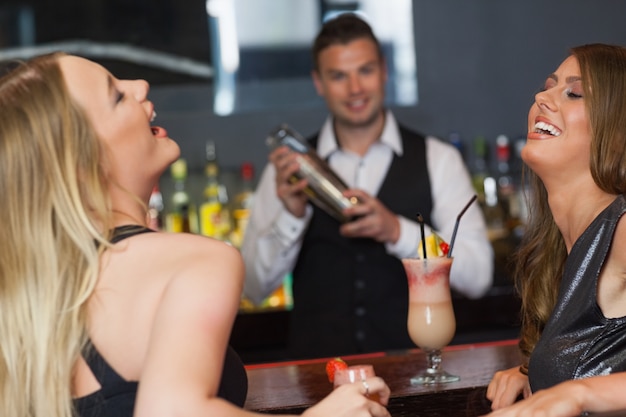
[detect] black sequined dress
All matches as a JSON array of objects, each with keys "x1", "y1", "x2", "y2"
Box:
[{"x1": 529, "y1": 195, "x2": 626, "y2": 391}]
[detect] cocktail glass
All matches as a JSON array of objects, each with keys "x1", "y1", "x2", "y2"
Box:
[
  {"x1": 333, "y1": 365, "x2": 379, "y2": 402},
  {"x1": 402, "y1": 256, "x2": 459, "y2": 384}
]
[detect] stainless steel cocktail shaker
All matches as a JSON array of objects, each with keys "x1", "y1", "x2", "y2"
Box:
[{"x1": 266, "y1": 124, "x2": 358, "y2": 222}]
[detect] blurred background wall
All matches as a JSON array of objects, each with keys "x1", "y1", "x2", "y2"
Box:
[
  {"x1": 149, "y1": 0, "x2": 626, "y2": 181},
  {"x1": 2, "y1": 0, "x2": 626, "y2": 190},
  {"x1": 3, "y1": 0, "x2": 626, "y2": 360}
]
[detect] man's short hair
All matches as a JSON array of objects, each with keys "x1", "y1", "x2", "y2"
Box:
[{"x1": 312, "y1": 13, "x2": 383, "y2": 71}]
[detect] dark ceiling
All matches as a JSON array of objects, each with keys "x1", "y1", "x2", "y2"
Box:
[{"x1": 0, "y1": 0, "x2": 212, "y2": 85}]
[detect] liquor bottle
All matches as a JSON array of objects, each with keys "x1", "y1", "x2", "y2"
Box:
[
  {"x1": 165, "y1": 158, "x2": 195, "y2": 233},
  {"x1": 199, "y1": 141, "x2": 231, "y2": 240},
  {"x1": 147, "y1": 184, "x2": 164, "y2": 231},
  {"x1": 471, "y1": 135, "x2": 489, "y2": 201},
  {"x1": 509, "y1": 136, "x2": 529, "y2": 236},
  {"x1": 483, "y1": 135, "x2": 514, "y2": 240},
  {"x1": 241, "y1": 273, "x2": 294, "y2": 312},
  {"x1": 448, "y1": 131, "x2": 465, "y2": 159},
  {"x1": 494, "y1": 134, "x2": 516, "y2": 227},
  {"x1": 229, "y1": 162, "x2": 255, "y2": 248},
  {"x1": 260, "y1": 273, "x2": 293, "y2": 310},
  {"x1": 483, "y1": 175, "x2": 507, "y2": 239},
  {"x1": 495, "y1": 135, "x2": 513, "y2": 195}
]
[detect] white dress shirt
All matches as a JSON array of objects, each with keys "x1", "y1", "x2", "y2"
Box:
[{"x1": 241, "y1": 111, "x2": 493, "y2": 303}]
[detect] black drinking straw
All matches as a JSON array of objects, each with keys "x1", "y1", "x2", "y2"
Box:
[
  {"x1": 447, "y1": 194, "x2": 478, "y2": 258},
  {"x1": 417, "y1": 213, "x2": 427, "y2": 259}
]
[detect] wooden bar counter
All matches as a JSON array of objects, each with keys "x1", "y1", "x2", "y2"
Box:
[{"x1": 244, "y1": 339, "x2": 524, "y2": 416}]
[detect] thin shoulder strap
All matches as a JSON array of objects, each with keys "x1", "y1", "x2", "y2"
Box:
[{"x1": 110, "y1": 225, "x2": 155, "y2": 244}]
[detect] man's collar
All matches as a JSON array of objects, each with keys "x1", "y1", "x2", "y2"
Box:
[{"x1": 317, "y1": 110, "x2": 404, "y2": 159}]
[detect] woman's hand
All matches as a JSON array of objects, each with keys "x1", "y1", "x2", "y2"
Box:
[
  {"x1": 484, "y1": 373, "x2": 626, "y2": 417},
  {"x1": 303, "y1": 377, "x2": 391, "y2": 417},
  {"x1": 484, "y1": 379, "x2": 587, "y2": 417},
  {"x1": 486, "y1": 366, "x2": 531, "y2": 410}
]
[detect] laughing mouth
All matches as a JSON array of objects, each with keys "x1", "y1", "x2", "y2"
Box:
[
  {"x1": 346, "y1": 99, "x2": 367, "y2": 109},
  {"x1": 534, "y1": 121, "x2": 561, "y2": 136}
]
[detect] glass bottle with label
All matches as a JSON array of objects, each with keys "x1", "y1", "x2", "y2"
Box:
[
  {"x1": 199, "y1": 141, "x2": 230, "y2": 240},
  {"x1": 165, "y1": 158, "x2": 195, "y2": 233},
  {"x1": 230, "y1": 162, "x2": 254, "y2": 248},
  {"x1": 147, "y1": 184, "x2": 164, "y2": 231}
]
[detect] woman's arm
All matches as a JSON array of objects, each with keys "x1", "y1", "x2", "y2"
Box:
[
  {"x1": 132, "y1": 235, "x2": 391, "y2": 417},
  {"x1": 133, "y1": 237, "x2": 247, "y2": 416},
  {"x1": 486, "y1": 373, "x2": 626, "y2": 417}
]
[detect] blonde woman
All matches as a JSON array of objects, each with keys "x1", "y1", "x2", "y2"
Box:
[{"x1": 0, "y1": 53, "x2": 391, "y2": 417}]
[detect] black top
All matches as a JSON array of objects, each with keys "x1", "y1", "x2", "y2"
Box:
[
  {"x1": 289, "y1": 125, "x2": 433, "y2": 359},
  {"x1": 74, "y1": 225, "x2": 248, "y2": 416},
  {"x1": 529, "y1": 195, "x2": 626, "y2": 391}
]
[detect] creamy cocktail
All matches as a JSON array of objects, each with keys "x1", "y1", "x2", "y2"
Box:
[
  {"x1": 402, "y1": 256, "x2": 459, "y2": 384},
  {"x1": 404, "y1": 256, "x2": 456, "y2": 350}
]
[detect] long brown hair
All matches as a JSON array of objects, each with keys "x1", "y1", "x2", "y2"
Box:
[{"x1": 516, "y1": 44, "x2": 626, "y2": 357}]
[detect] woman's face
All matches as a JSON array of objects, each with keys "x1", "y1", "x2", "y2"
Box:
[
  {"x1": 58, "y1": 56, "x2": 180, "y2": 190},
  {"x1": 523, "y1": 55, "x2": 592, "y2": 183}
]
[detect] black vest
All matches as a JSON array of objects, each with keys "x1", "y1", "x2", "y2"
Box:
[{"x1": 289, "y1": 125, "x2": 433, "y2": 359}]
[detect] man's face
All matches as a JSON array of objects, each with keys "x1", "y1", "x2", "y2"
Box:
[{"x1": 312, "y1": 38, "x2": 387, "y2": 130}]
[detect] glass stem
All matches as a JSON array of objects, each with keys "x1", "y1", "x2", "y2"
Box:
[{"x1": 427, "y1": 350, "x2": 442, "y2": 373}]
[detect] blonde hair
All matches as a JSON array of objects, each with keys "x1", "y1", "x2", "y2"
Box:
[
  {"x1": 0, "y1": 53, "x2": 113, "y2": 417},
  {"x1": 516, "y1": 44, "x2": 626, "y2": 357}
]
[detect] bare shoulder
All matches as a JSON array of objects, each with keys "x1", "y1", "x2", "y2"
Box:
[
  {"x1": 154, "y1": 233, "x2": 242, "y2": 286},
  {"x1": 610, "y1": 214, "x2": 626, "y2": 267},
  {"x1": 155, "y1": 232, "x2": 241, "y2": 260},
  {"x1": 598, "y1": 214, "x2": 626, "y2": 317},
  {"x1": 113, "y1": 231, "x2": 241, "y2": 262},
  {"x1": 91, "y1": 232, "x2": 243, "y2": 380},
  {"x1": 103, "y1": 231, "x2": 244, "y2": 293}
]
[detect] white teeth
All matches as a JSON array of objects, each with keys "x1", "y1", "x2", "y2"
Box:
[
  {"x1": 150, "y1": 110, "x2": 157, "y2": 122},
  {"x1": 534, "y1": 121, "x2": 561, "y2": 136}
]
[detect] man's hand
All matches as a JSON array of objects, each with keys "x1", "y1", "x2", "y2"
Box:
[
  {"x1": 269, "y1": 146, "x2": 309, "y2": 218},
  {"x1": 339, "y1": 189, "x2": 400, "y2": 244}
]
